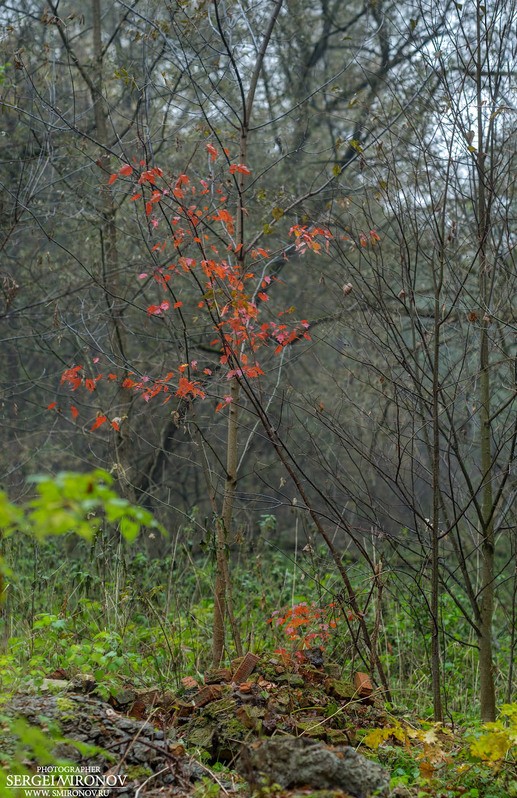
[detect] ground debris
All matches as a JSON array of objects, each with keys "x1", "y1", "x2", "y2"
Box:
[
  {"x1": 0, "y1": 692, "x2": 193, "y2": 795},
  {"x1": 0, "y1": 653, "x2": 393, "y2": 797}
]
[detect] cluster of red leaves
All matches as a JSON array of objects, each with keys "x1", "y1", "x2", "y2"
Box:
[
  {"x1": 359, "y1": 229, "x2": 381, "y2": 247},
  {"x1": 289, "y1": 224, "x2": 333, "y2": 254},
  {"x1": 268, "y1": 602, "x2": 339, "y2": 649},
  {"x1": 52, "y1": 155, "x2": 336, "y2": 430}
]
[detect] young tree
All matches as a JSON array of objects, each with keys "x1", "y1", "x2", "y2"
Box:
[{"x1": 1, "y1": 0, "x2": 474, "y2": 687}]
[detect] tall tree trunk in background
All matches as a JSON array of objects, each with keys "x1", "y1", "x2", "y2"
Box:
[
  {"x1": 476, "y1": 89, "x2": 496, "y2": 724},
  {"x1": 91, "y1": 0, "x2": 134, "y2": 498},
  {"x1": 473, "y1": 0, "x2": 496, "y2": 722},
  {"x1": 431, "y1": 269, "x2": 443, "y2": 722}
]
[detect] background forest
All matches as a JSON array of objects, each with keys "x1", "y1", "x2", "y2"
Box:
[{"x1": 0, "y1": 0, "x2": 516, "y2": 780}]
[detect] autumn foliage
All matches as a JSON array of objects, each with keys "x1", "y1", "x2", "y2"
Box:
[
  {"x1": 50, "y1": 152, "x2": 330, "y2": 429},
  {"x1": 268, "y1": 601, "x2": 341, "y2": 649}
]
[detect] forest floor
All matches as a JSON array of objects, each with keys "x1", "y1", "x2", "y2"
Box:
[{"x1": 1, "y1": 648, "x2": 514, "y2": 798}]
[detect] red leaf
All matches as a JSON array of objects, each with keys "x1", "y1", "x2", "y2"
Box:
[
  {"x1": 91, "y1": 415, "x2": 107, "y2": 431},
  {"x1": 176, "y1": 376, "x2": 206, "y2": 399},
  {"x1": 110, "y1": 419, "x2": 120, "y2": 431},
  {"x1": 119, "y1": 164, "x2": 133, "y2": 176},
  {"x1": 108, "y1": 173, "x2": 118, "y2": 185},
  {"x1": 229, "y1": 163, "x2": 251, "y2": 175},
  {"x1": 206, "y1": 143, "x2": 218, "y2": 162},
  {"x1": 212, "y1": 208, "x2": 235, "y2": 234},
  {"x1": 139, "y1": 170, "x2": 156, "y2": 185},
  {"x1": 47, "y1": 402, "x2": 57, "y2": 410},
  {"x1": 215, "y1": 395, "x2": 233, "y2": 413},
  {"x1": 70, "y1": 405, "x2": 79, "y2": 419},
  {"x1": 146, "y1": 301, "x2": 170, "y2": 316},
  {"x1": 245, "y1": 364, "x2": 265, "y2": 378},
  {"x1": 61, "y1": 365, "x2": 83, "y2": 390},
  {"x1": 130, "y1": 192, "x2": 142, "y2": 201}
]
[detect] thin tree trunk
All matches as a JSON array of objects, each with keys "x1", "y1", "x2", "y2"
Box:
[
  {"x1": 91, "y1": 0, "x2": 134, "y2": 498},
  {"x1": 431, "y1": 285, "x2": 443, "y2": 722},
  {"x1": 478, "y1": 323, "x2": 496, "y2": 721},
  {"x1": 210, "y1": 0, "x2": 284, "y2": 666},
  {"x1": 476, "y1": 0, "x2": 496, "y2": 722},
  {"x1": 212, "y1": 376, "x2": 241, "y2": 666}
]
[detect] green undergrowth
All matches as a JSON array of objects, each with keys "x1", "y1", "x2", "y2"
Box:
[
  {"x1": 0, "y1": 529, "x2": 513, "y2": 719},
  {"x1": 0, "y1": 523, "x2": 515, "y2": 798}
]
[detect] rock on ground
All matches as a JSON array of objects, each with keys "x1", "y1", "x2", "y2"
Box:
[{"x1": 237, "y1": 735, "x2": 390, "y2": 798}]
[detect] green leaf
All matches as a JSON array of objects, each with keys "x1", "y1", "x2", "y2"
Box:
[{"x1": 119, "y1": 516, "x2": 139, "y2": 542}]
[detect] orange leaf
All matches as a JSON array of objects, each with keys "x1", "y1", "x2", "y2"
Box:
[
  {"x1": 176, "y1": 376, "x2": 206, "y2": 399},
  {"x1": 108, "y1": 173, "x2": 118, "y2": 185},
  {"x1": 215, "y1": 395, "x2": 233, "y2": 412},
  {"x1": 91, "y1": 415, "x2": 107, "y2": 431},
  {"x1": 139, "y1": 170, "x2": 156, "y2": 185},
  {"x1": 119, "y1": 164, "x2": 133, "y2": 176},
  {"x1": 47, "y1": 402, "x2": 57, "y2": 410},
  {"x1": 61, "y1": 365, "x2": 83, "y2": 390},
  {"x1": 229, "y1": 163, "x2": 251, "y2": 175},
  {"x1": 70, "y1": 405, "x2": 79, "y2": 420},
  {"x1": 147, "y1": 301, "x2": 170, "y2": 315},
  {"x1": 206, "y1": 143, "x2": 218, "y2": 162}
]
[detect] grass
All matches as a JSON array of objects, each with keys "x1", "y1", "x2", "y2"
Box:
[{"x1": 0, "y1": 529, "x2": 513, "y2": 721}]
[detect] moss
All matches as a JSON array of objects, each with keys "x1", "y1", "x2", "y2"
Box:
[
  {"x1": 188, "y1": 722, "x2": 216, "y2": 749},
  {"x1": 295, "y1": 718, "x2": 328, "y2": 739},
  {"x1": 55, "y1": 697, "x2": 76, "y2": 721},
  {"x1": 325, "y1": 679, "x2": 357, "y2": 701},
  {"x1": 205, "y1": 696, "x2": 236, "y2": 716},
  {"x1": 124, "y1": 764, "x2": 152, "y2": 781},
  {"x1": 276, "y1": 672, "x2": 305, "y2": 688}
]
